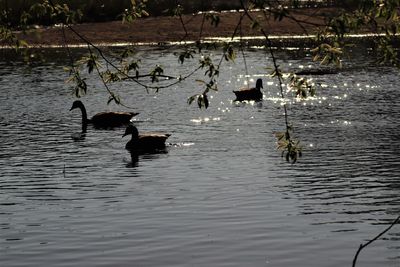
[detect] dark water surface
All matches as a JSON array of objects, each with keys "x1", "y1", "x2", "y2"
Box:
[{"x1": 1, "y1": 47, "x2": 400, "y2": 266}]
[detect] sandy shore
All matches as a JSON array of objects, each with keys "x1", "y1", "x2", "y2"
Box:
[{"x1": 13, "y1": 7, "x2": 334, "y2": 47}]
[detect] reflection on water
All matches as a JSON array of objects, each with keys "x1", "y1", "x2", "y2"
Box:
[{"x1": 1, "y1": 47, "x2": 400, "y2": 267}]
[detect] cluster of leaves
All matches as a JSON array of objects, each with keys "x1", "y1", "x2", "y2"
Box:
[
  {"x1": 187, "y1": 42, "x2": 236, "y2": 109},
  {"x1": 275, "y1": 129, "x2": 302, "y2": 164},
  {"x1": 66, "y1": 68, "x2": 87, "y2": 98},
  {"x1": 27, "y1": 0, "x2": 82, "y2": 26},
  {"x1": 122, "y1": 0, "x2": 149, "y2": 23},
  {"x1": 270, "y1": 68, "x2": 316, "y2": 98},
  {"x1": 317, "y1": 0, "x2": 400, "y2": 67},
  {"x1": 311, "y1": 43, "x2": 343, "y2": 67},
  {"x1": 205, "y1": 13, "x2": 220, "y2": 27},
  {"x1": 287, "y1": 73, "x2": 316, "y2": 98},
  {"x1": 187, "y1": 55, "x2": 218, "y2": 109},
  {"x1": 0, "y1": 0, "x2": 81, "y2": 55}
]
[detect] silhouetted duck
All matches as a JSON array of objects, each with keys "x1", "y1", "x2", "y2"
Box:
[
  {"x1": 122, "y1": 124, "x2": 171, "y2": 152},
  {"x1": 70, "y1": 100, "x2": 139, "y2": 129},
  {"x1": 233, "y1": 78, "x2": 263, "y2": 102}
]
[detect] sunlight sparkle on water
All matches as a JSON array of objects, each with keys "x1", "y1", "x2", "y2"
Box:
[
  {"x1": 330, "y1": 120, "x2": 352, "y2": 126},
  {"x1": 174, "y1": 142, "x2": 195, "y2": 147},
  {"x1": 220, "y1": 108, "x2": 231, "y2": 113},
  {"x1": 320, "y1": 83, "x2": 328, "y2": 88},
  {"x1": 190, "y1": 117, "x2": 221, "y2": 124}
]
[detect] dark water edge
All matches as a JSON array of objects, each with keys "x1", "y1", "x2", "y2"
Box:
[{"x1": 0, "y1": 32, "x2": 393, "y2": 52}]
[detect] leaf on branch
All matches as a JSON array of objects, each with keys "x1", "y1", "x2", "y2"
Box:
[
  {"x1": 187, "y1": 93, "x2": 209, "y2": 109},
  {"x1": 66, "y1": 68, "x2": 87, "y2": 98},
  {"x1": 273, "y1": 7, "x2": 289, "y2": 22},
  {"x1": 172, "y1": 4, "x2": 184, "y2": 17},
  {"x1": 270, "y1": 68, "x2": 283, "y2": 78},
  {"x1": 275, "y1": 129, "x2": 302, "y2": 164},
  {"x1": 122, "y1": 0, "x2": 149, "y2": 23},
  {"x1": 107, "y1": 93, "x2": 121, "y2": 105},
  {"x1": 187, "y1": 94, "x2": 198, "y2": 105},
  {"x1": 251, "y1": 20, "x2": 260, "y2": 30},
  {"x1": 311, "y1": 43, "x2": 343, "y2": 67},
  {"x1": 120, "y1": 48, "x2": 137, "y2": 59},
  {"x1": 196, "y1": 79, "x2": 207, "y2": 85},
  {"x1": 223, "y1": 43, "x2": 236, "y2": 62},
  {"x1": 205, "y1": 13, "x2": 220, "y2": 27},
  {"x1": 175, "y1": 49, "x2": 195, "y2": 64},
  {"x1": 197, "y1": 93, "x2": 209, "y2": 109},
  {"x1": 102, "y1": 70, "x2": 121, "y2": 83},
  {"x1": 149, "y1": 65, "x2": 164, "y2": 82},
  {"x1": 77, "y1": 54, "x2": 101, "y2": 74}
]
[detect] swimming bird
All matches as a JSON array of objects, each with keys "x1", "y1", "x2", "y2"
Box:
[
  {"x1": 233, "y1": 78, "x2": 263, "y2": 102},
  {"x1": 70, "y1": 100, "x2": 139, "y2": 130},
  {"x1": 122, "y1": 124, "x2": 171, "y2": 152}
]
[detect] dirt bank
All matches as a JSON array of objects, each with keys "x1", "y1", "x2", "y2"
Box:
[{"x1": 15, "y1": 8, "x2": 334, "y2": 47}]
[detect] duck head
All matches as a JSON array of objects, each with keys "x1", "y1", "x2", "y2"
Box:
[
  {"x1": 256, "y1": 79, "x2": 263, "y2": 90},
  {"x1": 122, "y1": 124, "x2": 139, "y2": 139},
  {"x1": 70, "y1": 100, "x2": 83, "y2": 111}
]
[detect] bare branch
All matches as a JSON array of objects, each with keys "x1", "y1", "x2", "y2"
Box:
[{"x1": 352, "y1": 215, "x2": 400, "y2": 267}]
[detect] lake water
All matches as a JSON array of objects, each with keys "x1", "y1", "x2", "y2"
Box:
[{"x1": 1, "y1": 46, "x2": 400, "y2": 267}]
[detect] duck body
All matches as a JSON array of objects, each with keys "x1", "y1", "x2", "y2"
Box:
[
  {"x1": 123, "y1": 124, "x2": 170, "y2": 153},
  {"x1": 90, "y1": 111, "x2": 138, "y2": 129},
  {"x1": 70, "y1": 100, "x2": 139, "y2": 129},
  {"x1": 233, "y1": 78, "x2": 263, "y2": 102}
]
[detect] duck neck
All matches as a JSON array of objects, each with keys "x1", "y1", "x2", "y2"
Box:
[
  {"x1": 131, "y1": 131, "x2": 139, "y2": 142},
  {"x1": 81, "y1": 120, "x2": 87, "y2": 133},
  {"x1": 78, "y1": 103, "x2": 89, "y2": 127},
  {"x1": 256, "y1": 80, "x2": 263, "y2": 91}
]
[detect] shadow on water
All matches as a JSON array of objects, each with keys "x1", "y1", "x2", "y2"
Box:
[
  {"x1": 125, "y1": 148, "x2": 169, "y2": 168},
  {"x1": 71, "y1": 131, "x2": 86, "y2": 141}
]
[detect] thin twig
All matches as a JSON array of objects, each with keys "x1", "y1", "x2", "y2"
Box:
[
  {"x1": 66, "y1": 24, "x2": 200, "y2": 90},
  {"x1": 88, "y1": 45, "x2": 143, "y2": 109},
  {"x1": 239, "y1": 0, "x2": 290, "y2": 133},
  {"x1": 199, "y1": 12, "x2": 206, "y2": 40},
  {"x1": 201, "y1": 9, "x2": 251, "y2": 95},
  {"x1": 352, "y1": 215, "x2": 400, "y2": 267},
  {"x1": 49, "y1": 0, "x2": 199, "y2": 92},
  {"x1": 175, "y1": 0, "x2": 188, "y2": 41},
  {"x1": 238, "y1": 13, "x2": 250, "y2": 88}
]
